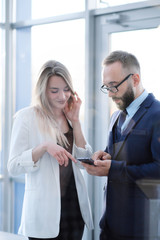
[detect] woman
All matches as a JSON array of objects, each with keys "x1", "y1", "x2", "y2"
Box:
[{"x1": 8, "y1": 60, "x2": 93, "y2": 240}]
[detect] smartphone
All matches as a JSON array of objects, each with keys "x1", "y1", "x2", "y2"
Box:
[{"x1": 77, "y1": 158, "x2": 95, "y2": 165}]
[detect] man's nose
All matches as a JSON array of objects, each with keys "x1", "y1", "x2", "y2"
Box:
[{"x1": 108, "y1": 91, "x2": 115, "y2": 98}]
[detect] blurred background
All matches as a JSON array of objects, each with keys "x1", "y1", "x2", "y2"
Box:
[{"x1": 1, "y1": 0, "x2": 160, "y2": 239}]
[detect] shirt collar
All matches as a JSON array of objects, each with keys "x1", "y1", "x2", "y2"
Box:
[{"x1": 126, "y1": 90, "x2": 148, "y2": 117}]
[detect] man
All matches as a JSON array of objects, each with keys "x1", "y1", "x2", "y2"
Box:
[{"x1": 82, "y1": 51, "x2": 160, "y2": 240}]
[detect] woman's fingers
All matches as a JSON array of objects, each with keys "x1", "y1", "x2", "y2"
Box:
[
  {"x1": 54, "y1": 149, "x2": 76, "y2": 166},
  {"x1": 55, "y1": 152, "x2": 68, "y2": 166}
]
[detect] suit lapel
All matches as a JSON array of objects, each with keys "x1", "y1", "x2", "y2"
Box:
[
  {"x1": 107, "y1": 111, "x2": 120, "y2": 155},
  {"x1": 113, "y1": 107, "x2": 147, "y2": 159},
  {"x1": 112, "y1": 93, "x2": 155, "y2": 159},
  {"x1": 122, "y1": 107, "x2": 147, "y2": 136}
]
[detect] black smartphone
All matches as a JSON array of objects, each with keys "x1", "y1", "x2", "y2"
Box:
[{"x1": 77, "y1": 158, "x2": 95, "y2": 165}]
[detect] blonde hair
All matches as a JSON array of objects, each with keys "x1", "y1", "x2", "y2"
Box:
[{"x1": 32, "y1": 60, "x2": 75, "y2": 147}]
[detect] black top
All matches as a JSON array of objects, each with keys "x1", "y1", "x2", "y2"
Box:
[{"x1": 59, "y1": 125, "x2": 73, "y2": 197}]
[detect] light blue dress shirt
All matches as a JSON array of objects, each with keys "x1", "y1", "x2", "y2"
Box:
[{"x1": 121, "y1": 90, "x2": 148, "y2": 131}]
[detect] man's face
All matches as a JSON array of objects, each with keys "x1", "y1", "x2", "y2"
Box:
[
  {"x1": 102, "y1": 62, "x2": 135, "y2": 110},
  {"x1": 112, "y1": 84, "x2": 135, "y2": 110}
]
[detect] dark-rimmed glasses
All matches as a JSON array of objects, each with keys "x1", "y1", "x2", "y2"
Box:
[{"x1": 100, "y1": 73, "x2": 133, "y2": 94}]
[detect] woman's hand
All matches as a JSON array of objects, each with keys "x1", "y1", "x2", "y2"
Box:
[
  {"x1": 64, "y1": 92, "x2": 86, "y2": 148},
  {"x1": 32, "y1": 142, "x2": 76, "y2": 166},
  {"x1": 64, "y1": 92, "x2": 81, "y2": 123},
  {"x1": 46, "y1": 142, "x2": 76, "y2": 166}
]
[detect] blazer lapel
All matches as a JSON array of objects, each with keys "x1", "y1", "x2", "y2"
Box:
[
  {"x1": 122, "y1": 107, "x2": 147, "y2": 136},
  {"x1": 107, "y1": 111, "x2": 120, "y2": 155},
  {"x1": 113, "y1": 93, "x2": 154, "y2": 159}
]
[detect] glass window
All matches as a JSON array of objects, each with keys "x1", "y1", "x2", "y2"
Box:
[
  {"x1": 111, "y1": 28, "x2": 160, "y2": 101},
  {"x1": 0, "y1": 182, "x2": 3, "y2": 230},
  {"x1": 14, "y1": 182, "x2": 25, "y2": 233},
  {"x1": 15, "y1": 27, "x2": 32, "y2": 111},
  {"x1": 13, "y1": 0, "x2": 31, "y2": 22},
  {"x1": 13, "y1": 0, "x2": 85, "y2": 21},
  {"x1": 97, "y1": 0, "x2": 148, "y2": 8},
  {"x1": 31, "y1": 19, "x2": 85, "y2": 124},
  {"x1": 0, "y1": 29, "x2": 2, "y2": 174},
  {"x1": 0, "y1": 0, "x2": 5, "y2": 22},
  {"x1": 32, "y1": 0, "x2": 85, "y2": 19},
  {"x1": 0, "y1": 5, "x2": 5, "y2": 230},
  {"x1": 0, "y1": 28, "x2": 5, "y2": 173}
]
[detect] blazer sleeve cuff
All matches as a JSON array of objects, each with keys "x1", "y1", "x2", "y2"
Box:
[
  {"x1": 8, "y1": 149, "x2": 40, "y2": 176},
  {"x1": 18, "y1": 148, "x2": 40, "y2": 169},
  {"x1": 74, "y1": 143, "x2": 92, "y2": 158}
]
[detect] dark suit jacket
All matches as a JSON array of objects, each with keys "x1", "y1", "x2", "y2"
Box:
[{"x1": 100, "y1": 93, "x2": 160, "y2": 239}]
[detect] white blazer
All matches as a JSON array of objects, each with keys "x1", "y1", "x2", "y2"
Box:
[{"x1": 8, "y1": 107, "x2": 93, "y2": 238}]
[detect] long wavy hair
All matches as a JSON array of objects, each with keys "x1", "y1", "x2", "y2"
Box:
[{"x1": 32, "y1": 60, "x2": 75, "y2": 147}]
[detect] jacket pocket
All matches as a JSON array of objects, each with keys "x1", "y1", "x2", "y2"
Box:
[{"x1": 130, "y1": 129, "x2": 148, "y2": 136}]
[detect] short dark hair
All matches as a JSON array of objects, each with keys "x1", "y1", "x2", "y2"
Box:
[{"x1": 103, "y1": 50, "x2": 140, "y2": 74}]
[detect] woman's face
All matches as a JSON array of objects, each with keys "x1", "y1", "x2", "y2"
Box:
[{"x1": 46, "y1": 75, "x2": 71, "y2": 110}]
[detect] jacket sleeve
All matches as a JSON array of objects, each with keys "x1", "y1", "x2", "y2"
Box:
[{"x1": 8, "y1": 110, "x2": 40, "y2": 177}]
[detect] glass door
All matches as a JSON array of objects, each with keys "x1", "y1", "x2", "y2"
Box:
[
  {"x1": 93, "y1": 1, "x2": 160, "y2": 239},
  {"x1": 94, "y1": 0, "x2": 160, "y2": 147}
]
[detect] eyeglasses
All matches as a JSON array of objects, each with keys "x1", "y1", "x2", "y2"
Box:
[{"x1": 100, "y1": 73, "x2": 133, "y2": 94}]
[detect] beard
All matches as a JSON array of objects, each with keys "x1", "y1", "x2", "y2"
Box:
[{"x1": 112, "y1": 85, "x2": 135, "y2": 110}]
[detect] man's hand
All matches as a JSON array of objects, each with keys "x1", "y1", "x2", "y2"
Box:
[
  {"x1": 92, "y1": 150, "x2": 111, "y2": 161},
  {"x1": 82, "y1": 159, "x2": 111, "y2": 176},
  {"x1": 81, "y1": 150, "x2": 111, "y2": 176}
]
